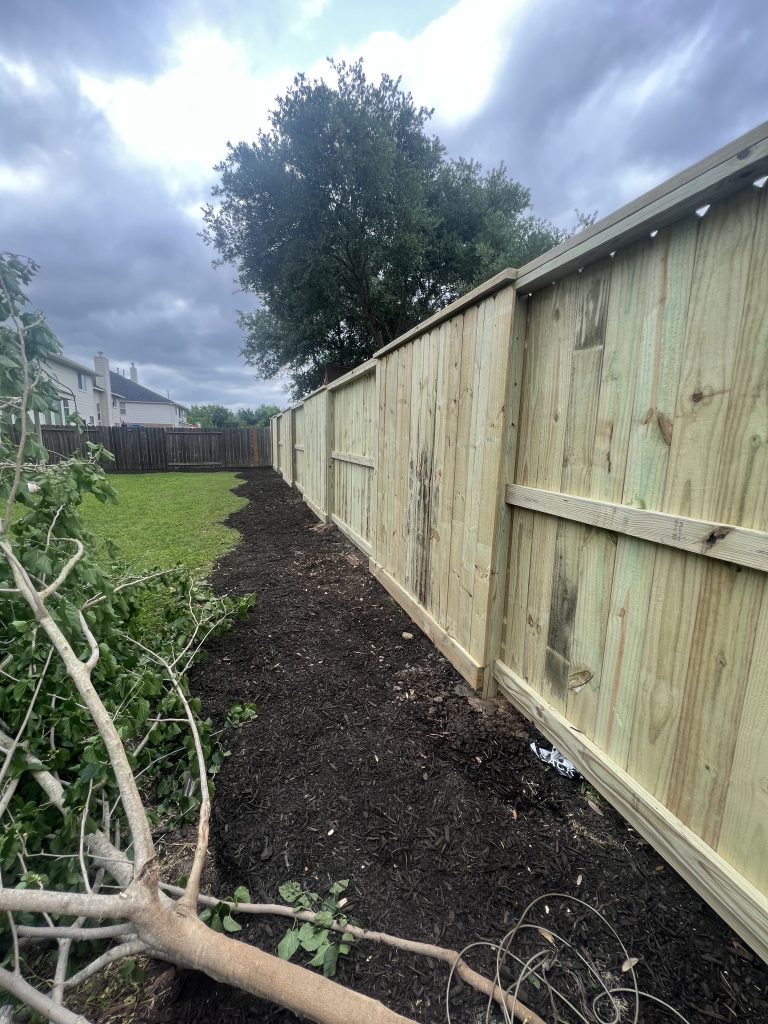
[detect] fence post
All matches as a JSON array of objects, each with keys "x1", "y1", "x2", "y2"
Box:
[
  {"x1": 369, "y1": 361, "x2": 380, "y2": 564},
  {"x1": 324, "y1": 388, "x2": 335, "y2": 522},
  {"x1": 478, "y1": 289, "x2": 526, "y2": 698},
  {"x1": 284, "y1": 409, "x2": 294, "y2": 487}
]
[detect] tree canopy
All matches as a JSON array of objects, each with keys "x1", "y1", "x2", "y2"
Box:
[
  {"x1": 189, "y1": 403, "x2": 279, "y2": 428},
  {"x1": 204, "y1": 59, "x2": 568, "y2": 397}
]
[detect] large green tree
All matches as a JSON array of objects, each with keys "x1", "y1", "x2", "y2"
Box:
[{"x1": 204, "y1": 59, "x2": 567, "y2": 397}]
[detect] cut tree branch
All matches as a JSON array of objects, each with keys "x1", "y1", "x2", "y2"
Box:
[{"x1": 0, "y1": 966, "x2": 93, "y2": 1024}]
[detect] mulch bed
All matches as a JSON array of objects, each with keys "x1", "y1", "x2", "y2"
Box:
[{"x1": 154, "y1": 469, "x2": 768, "y2": 1024}]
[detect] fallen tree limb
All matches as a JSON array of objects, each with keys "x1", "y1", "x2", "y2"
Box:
[
  {"x1": 0, "y1": 966, "x2": 92, "y2": 1024},
  {"x1": 159, "y1": 885, "x2": 547, "y2": 1024}
]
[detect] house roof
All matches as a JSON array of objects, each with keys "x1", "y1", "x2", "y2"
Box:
[
  {"x1": 109, "y1": 371, "x2": 188, "y2": 410},
  {"x1": 47, "y1": 352, "x2": 95, "y2": 377}
]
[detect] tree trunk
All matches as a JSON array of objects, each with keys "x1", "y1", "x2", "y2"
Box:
[{"x1": 133, "y1": 898, "x2": 416, "y2": 1024}]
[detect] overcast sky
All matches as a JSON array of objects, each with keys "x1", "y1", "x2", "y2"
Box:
[{"x1": 2, "y1": 0, "x2": 766, "y2": 410}]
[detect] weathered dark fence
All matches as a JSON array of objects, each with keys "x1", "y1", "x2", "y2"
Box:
[{"x1": 38, "y1": 426, "x2": 271, "y2": 472}]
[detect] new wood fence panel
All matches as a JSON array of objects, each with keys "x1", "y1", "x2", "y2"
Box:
[
  {"x1": 269, "y1": 139, "x2": 768, "y2": 958},
  {"x1": 330, "y1": 368, "x2": 376, "y2": 553},
  {"x1": 374, "y1": 286, "x2": 517, "y2": 669},
  {"x1": 292, "y1": 405, "x2": 306, "y2": 492},
  {"x1": 299, "y1": 391, "x2": 329, "y2": 520},
  {"x1": 499, "y1": 179, "x2": 768, "y2": 958}
]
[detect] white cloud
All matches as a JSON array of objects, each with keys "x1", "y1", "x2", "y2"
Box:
[
  {"x1": 75, "y1": 1, "x2": 526, "y2": 195},
  {"x1": 0, "y1": 163, "x2": 46, "y2": 194},
  {"x1": 296, "y1": 0, "x2": 331, "y2": 27},
  {"x1": 0, "y1": 54, "x2": 40, "y2": 90},
  {"x1": 335, "y1": 0, "x2": 524, "y2": 126},
  {"x1": 78, "y1": 28, "x2": 289, "y2": 193}
]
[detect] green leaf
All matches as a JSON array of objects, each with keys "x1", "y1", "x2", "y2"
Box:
[
  {"x1": 328, "y1": 879, "x2": 349, "y2": 896},
  {"x1": 323, "y1": 943, "x2": 340, "y2": 978},
  {"x1": 277, "y1": 929, "x2": 302, "y2": 961},
  {"x1": 313, "y1": 911, "x2": 334, "y2": 928},
  {"x1": 222, "y1": 915, "x2": 241, "y2": 933},
  {"x1": 299, "y1": 930, "x2": 327, "y2": 953},
  {"x1": 307, "y1": 941, "x2": 331, "y2": 968},
  {"x1": 233, "y1": 885, "x2": 251, "y2": 904},
  {"x1": 278, "y1": 881, "x2": 303, "y2": 905}
]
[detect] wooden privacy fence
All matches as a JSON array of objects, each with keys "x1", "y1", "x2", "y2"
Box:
[
  {"x1": 271, "y1": 122, "x2": 768, "y2": 962},
  {"x1": 40, "y1": 425, "x2": 271, "y2": 471}
]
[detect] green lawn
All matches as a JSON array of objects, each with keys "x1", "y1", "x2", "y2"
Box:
[{"x1": 81, "y1": 472, "x2": 248, "y2": 576}]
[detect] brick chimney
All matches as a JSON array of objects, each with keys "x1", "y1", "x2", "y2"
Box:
[
  {"x1": 130, "y1": 362, "x2": 138, "y2": 384},
  {"x1": 94, "y1": 352, "x2": 112, "y2": 426}
]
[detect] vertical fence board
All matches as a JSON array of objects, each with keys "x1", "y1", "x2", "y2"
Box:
[{"x1": 267, "y1": 161, "x2": 768, "y2": 960}]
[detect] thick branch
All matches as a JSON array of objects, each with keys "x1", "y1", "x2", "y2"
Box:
[
  {"x1": 133, "y1": 905, "x2": 415, "y2": 1024},
  {"x1": 159, "y1": 886, "x2": 545, "y2": 1024},
  {"x1": 17, "y1": 923, "x2": 134, "y2": 941},
  {"x1": 0, "y1": 886, "x2": 130, "y2": 920},
  {"x1": 0, "y1": 540, "x2": 156, "y2": 880},
  {"x1": 0, "y1": 967, "x2": 92, "y2": 1024}
]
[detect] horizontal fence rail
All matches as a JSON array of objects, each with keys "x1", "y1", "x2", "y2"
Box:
[
  {"x1": 33, "y1": 425, "x2": 271, "y2": 472},
  {"x1": 270, "y1": 120, "x2": 768, "y2": 963}
]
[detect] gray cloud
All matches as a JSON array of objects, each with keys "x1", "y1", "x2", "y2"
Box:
[
  {"x1": 0, "y1": 56, "x2": 286, "y2": 410},
  {"x1": 2, "y1": 0, "x2": 174, "y2": 75},
  {"x1": 2, "y1": 0, "x2": 766, "y2": 413},
  {"x1": 443, "y1": 0, "x2": 768, "y2": 226}
]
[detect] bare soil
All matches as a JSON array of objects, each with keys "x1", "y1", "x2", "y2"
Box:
[{"x1": 145, "y1": 469, "x2": 768, "y2": 1024}]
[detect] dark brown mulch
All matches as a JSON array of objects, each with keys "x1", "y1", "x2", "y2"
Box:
[{"x1": 155, "y1": 469, "x2": 768, "y2": 1024}]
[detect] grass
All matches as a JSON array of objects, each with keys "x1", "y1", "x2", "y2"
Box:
[{"x1": 81, "y1": 472, "x2": 247, "y2": 576}]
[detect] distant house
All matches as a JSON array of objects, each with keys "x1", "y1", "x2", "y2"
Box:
[
  {"x1": 43, "y1": 351, "x2": 188, "y2": 427},
  {"x1": 42, "y1": 353, "x2": 102, "y2": 426}
]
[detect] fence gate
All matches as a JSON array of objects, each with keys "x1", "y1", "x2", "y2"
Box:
[{"x1": 166, "y1": 430, "x2": 223, "y2": 469}]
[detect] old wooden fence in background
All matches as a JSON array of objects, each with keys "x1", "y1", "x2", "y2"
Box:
[
  {"x1": 41, "y1": 425, "x2": 272, "y2": 471},
  {"x1": 271, "y1": 122, "x2": 768, "y2": 962}
]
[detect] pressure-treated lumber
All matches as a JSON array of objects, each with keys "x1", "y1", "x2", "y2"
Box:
[
  {"x1": 515, "y1": 120, "x2": 768, "y2": 292},
  {"x1": 493, "y1": 659, "x2": 768, "y2": 965},
  {"x1": 325, "y1": 358, "x2": 377, "y2": 390},
  {"x1": 266, "y1": 134, "x2": 768, "y2": 956},
  {"x1": 369, "y1": 559, "x2": 484, "y2": 690},
  {"x1": 303, "y1": 493, "x2": 327, "y2": 525},
  {"x1": 331, "y1": 514, "x2": 373, "y2": 557},
  {"x1": 373, "y1": 269, "x2": 518, "y2": 358},
  {"x1": 331, "y1": 450, "x2": 375, "y2": 468},
  {"x1": 506, "y1": 484, "x2": 768, "y2": 572}
]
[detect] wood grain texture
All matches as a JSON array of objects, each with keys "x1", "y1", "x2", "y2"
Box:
[
  {"x1": 718, "y1": 584, "x2": 768, "y2": 893},
  {"x1": 493, "y1": 658, "x2": 768, "y2": 965},
  {"x1": 270, "y1": 168, "x2": 768, "y2": 937},
  {"x1": 506, "y1": 485, "x2": 768, "y2": 573},
  {"x1": 331, "y1": 451, "x2": 375, "y2": 468}
]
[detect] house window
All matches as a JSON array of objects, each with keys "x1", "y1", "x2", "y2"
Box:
[
  {"x1": 119, "y1": 402, "x2": 126, "y2": 416},
  {"x1": 61, "y1": 398, "x2": 70, "y2": 420},
  {"x1": 88, "y1": 415, "x2": 94, "y2": 425},
  {"x1": 112, "y1": 397, "x2": 116, "y2": 408},
  {"x1": 77, "y1": 372, "x2": 86, "y2": 390}
]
